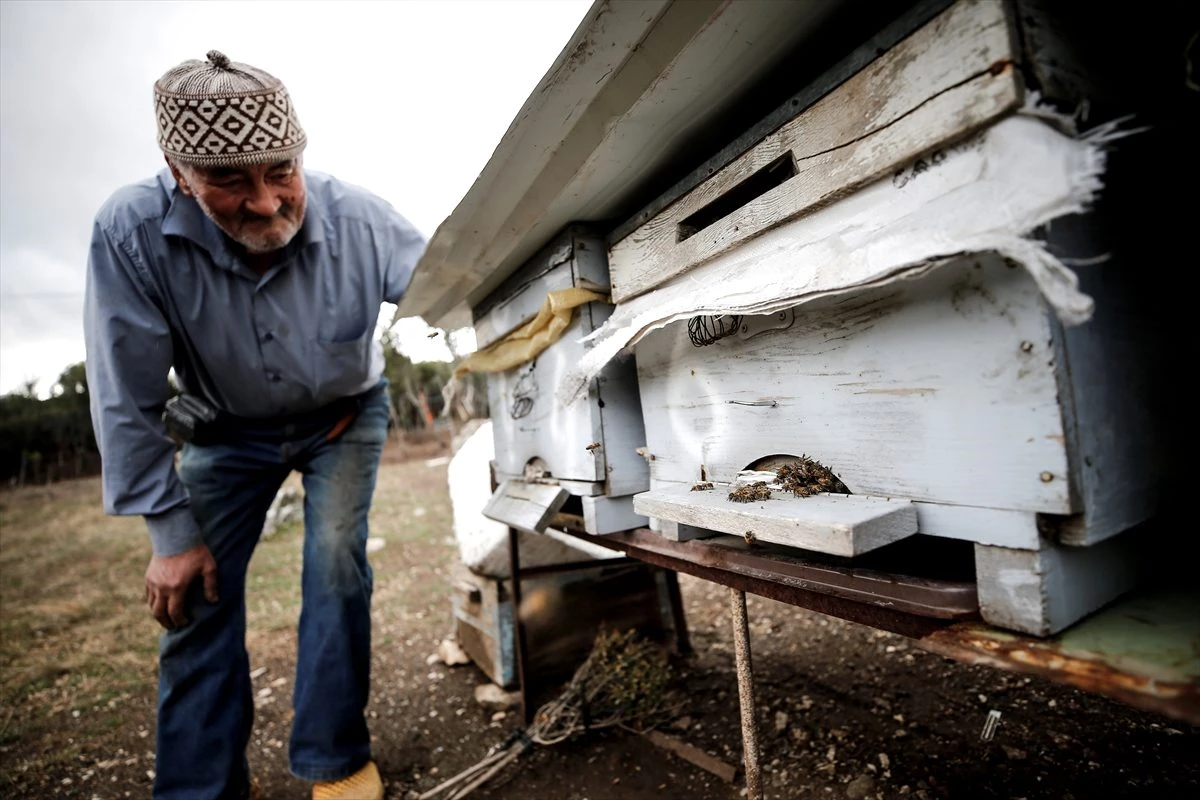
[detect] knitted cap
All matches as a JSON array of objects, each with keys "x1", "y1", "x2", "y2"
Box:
[{"x1": 154, "y1": 50, "x2": 306, "y2": 167}]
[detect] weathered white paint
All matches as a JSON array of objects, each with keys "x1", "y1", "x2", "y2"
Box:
[
  {"x1": 486, "y1": 310, "x2": 605, "y2": 483},
  {"x1": 634, "y1": 485, "x2": 917, "y2": 557},
  {"x1": 609, "y1": 0, "x2": 1021, "y2": 302},
  {"x1": 909, "y1": 504, "x2": 1042, "y2": 550},
  {"x1": 643, "y1": 477, "x2": 1044, "y2": 548},
  {"x1": 656, "y1": 520, "x2": 719, "y2": 543},
  {"x1": 552, "y1": 478, "x2": 607, "y2": 498},
  {"x1": 975, "y1": 530, "x2": 1147, "y2": 636},
  {"x1": 396, "y1": 0, "x2": 848, "y2": 327},
  {"x1": 491, "y1": 471, "x2": 606, "y2": 499},
  {"x1": 593, "y1": 347, "x2": 652, "y2": 498},
  {"x1": 561, "y1": 113, "x2": 1108, "y2": 405},
  {"x1": 635, "y1": 254, "x2": 1074, "y2": 515},
  {"x1": 454, "y1": 425, "x2": 619, "y2": 575},
  {"x1": 450, "y1": 564, "x2": 516, "y2": 687},
  {"x1": 582, "y1": 494, "x2": 648, "y2": 536},
  {"x1": 482, "y1": 479, "x2": 569, "y2": 535},
  {"x1": 1047, "y1": 226, "x2": 1172, "y2": 546},
  {"x1": 481, "y1": 237, "x2": 648, "y2": 496},
  {"x1": 473, "y1": 229, "x2": 610, "y2": 349}
]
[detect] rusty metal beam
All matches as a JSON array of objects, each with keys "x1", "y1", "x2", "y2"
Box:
[
  {"x1": 568, "y1": 528, "x2": 957, "y2": 638},
  {"x1": 559, "y1": 527, "x2": 1200, "y2": 725}
]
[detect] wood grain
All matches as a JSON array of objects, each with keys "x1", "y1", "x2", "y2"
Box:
[
  {"x1": 643, "y1": 730, "x2": 738, "y2": 784},
  {"x1": 634, "y1": 485, "x2": 917, "y2": 558},
  {"x1": 472, "y1": 229, "x2": 611, "y2": 350},
  {"x1": 482, "y1": 480, "x2": 569, "y2": 535},
  {"x1": 974, "y1": 532, "x2": 1148, "y2": 636},
  {"x1": 483, "y1": 241, "x2": 648, "y2": 496},
  {"x1": 634, "y1": 255, "x2": 1073, "y2": 517},
  {"x1": 582, "y1": 494, "x2": 648, "y2": 536},
  {"x1": 609, "y1": 0, "x2": 1021, "y2": 302}
]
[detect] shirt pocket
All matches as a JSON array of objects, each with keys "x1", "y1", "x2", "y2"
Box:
[
  {"x1": 313, "y1": 332, "x2": 373, "y2": 395},
  {"x1": 317, "y1": 275, "x2": 374, "y2": 344},
  {"x1": 318, "y1": 312, "x2": 370, "y2": 345}
]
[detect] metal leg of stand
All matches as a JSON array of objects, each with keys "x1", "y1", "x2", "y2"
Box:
[
  {"x1": 507, "y1": 527, "x2": 532, "y2": 725},
  {"x1": 731, "y1": 588, "x2": 763, "y2": 800},
  {"x1": 664, "y1": 569, "x2": 691, "y2": 655}
]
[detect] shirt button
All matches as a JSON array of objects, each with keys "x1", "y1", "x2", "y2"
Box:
[
  {"x1": 267, "y1": 372, "x2": 282, "y2": 382},
  {"x1": 262, "y1": 331, "x2": 274, "y2": 342}
]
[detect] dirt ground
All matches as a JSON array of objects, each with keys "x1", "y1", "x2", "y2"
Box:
[{"x1": 2, "y1": 437, "x2": 1198, "y2": 800}]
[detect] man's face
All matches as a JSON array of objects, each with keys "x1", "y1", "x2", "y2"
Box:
[{"x1": 169, "y1": 158, "x2": 306, "y2": 254}]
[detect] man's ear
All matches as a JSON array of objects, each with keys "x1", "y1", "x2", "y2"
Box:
[{"x1": 166, "y1": 157, "x2": 195, "y2": 197}]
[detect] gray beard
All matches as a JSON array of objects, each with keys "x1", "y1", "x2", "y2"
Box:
[{"x1": 192, "y1": 191, "x2": 305, "y2": 254}]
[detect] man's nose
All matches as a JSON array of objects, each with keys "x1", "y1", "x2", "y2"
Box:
[{"x1": 243, "y1": 179, "x2": 282, "y2": 217}]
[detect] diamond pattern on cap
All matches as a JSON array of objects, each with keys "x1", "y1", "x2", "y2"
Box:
[{"x1": 155, "y1": 87, "x2": 305, "y2": 166}]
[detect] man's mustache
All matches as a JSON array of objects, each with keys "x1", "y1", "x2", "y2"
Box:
[{"x1": 239, "y1": 205, "x2": 296, "y2": 224}]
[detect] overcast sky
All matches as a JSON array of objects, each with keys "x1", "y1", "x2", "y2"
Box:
[{"x1": 0, "y1": 0, "x2": 592, "y2": 395}]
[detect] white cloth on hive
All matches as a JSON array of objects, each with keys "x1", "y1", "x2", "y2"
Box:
[{"x1": 559, "y1": 111, "x2": 1128, "y2": 406}]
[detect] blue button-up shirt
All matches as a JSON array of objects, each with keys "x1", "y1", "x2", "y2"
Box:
[{"x1": 84, "y1": 168, "x2": 426, "y2": 556}]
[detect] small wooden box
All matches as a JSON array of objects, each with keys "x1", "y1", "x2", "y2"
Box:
[
  {"x1": 450, "y1": 561, "x2": 679, "y2": 690},
  {"x1": 475, "y1": 226, "x2": 650, "y2": 534}
]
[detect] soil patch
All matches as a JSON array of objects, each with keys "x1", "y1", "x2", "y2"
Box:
[{"x1": 1, "y1": 443, "x2": 1197, "y2": 799}]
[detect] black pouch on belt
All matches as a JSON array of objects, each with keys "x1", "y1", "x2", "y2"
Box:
[{"x1": 163, "y1": 393, "x2": 224, "y2": 446}]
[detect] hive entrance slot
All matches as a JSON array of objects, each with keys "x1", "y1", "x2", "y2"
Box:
[{"x1": 677, "y1": 153, "x2": 797, "y2": 242}]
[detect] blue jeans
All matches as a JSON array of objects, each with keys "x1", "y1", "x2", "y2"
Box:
[{"x1": 153, "y1": 380, "x2": 390, "y2": 800}]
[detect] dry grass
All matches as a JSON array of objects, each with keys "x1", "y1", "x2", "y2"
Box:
[
  {"x1": 0, "y1": 477, "x2": 155, "y2": 780},
  {"x1": 0, "y1": 438, "x2": 457, "y2": 794}
]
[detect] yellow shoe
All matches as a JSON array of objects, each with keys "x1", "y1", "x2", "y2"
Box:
[{"x1": 312, "y1": 760, "x2": 384, "y2": 800}]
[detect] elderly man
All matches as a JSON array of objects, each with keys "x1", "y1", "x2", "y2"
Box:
[{"x1": 84, "y1": 51, "x2": 425, "y2": 800}]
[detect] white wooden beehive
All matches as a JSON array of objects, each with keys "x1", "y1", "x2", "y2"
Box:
[
  {"x1": 603, "y1": 0, "x2": 1171, "y2": 635},
  {"x1": 474, "y1": 226, "x2": 650, "y2": 535}
]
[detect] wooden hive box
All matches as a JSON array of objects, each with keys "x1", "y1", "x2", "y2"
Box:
[
  {"x1": 604, "y1": 0, "x2": 1177, "y2": 636},
  {"x1": 450, "y1": 561, "x2": 680, "y2": 690},
  {"x1": 474, "y1": 225, "x2": 650, "y2": 535}
]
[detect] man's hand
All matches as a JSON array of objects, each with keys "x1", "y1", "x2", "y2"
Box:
[{"x1": 145, "y1": 544, "x2": 219, "y2": 630}]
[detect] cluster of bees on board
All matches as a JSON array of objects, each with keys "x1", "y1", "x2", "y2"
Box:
[{"x1": 689, "y1": 455, "x2": 850, "y2": 503}]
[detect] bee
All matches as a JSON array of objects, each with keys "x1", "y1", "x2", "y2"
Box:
[
  {"x1": 776, "y1": 455, "x2": 850, "y2": 497},
  {"x1": 728, "y1": 482, "x2": 771, "y2": 503},
  {"x1": 585, "y1": 442, "x2": 602, "y2": 452}
]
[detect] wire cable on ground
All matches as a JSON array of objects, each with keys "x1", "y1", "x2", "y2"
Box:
[{"x1": 413, "y1": 628, "x2": 677, "y2": 800}]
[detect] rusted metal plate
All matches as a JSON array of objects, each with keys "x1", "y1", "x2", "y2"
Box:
[
  {"x1": 918, "y1": 587, "x2": 1200, "y2": 725},
  {"x1": 576, "y1": 527, "x2": 978, "y2": 619},
  {"x1": 563, "y1": 527, "x2": 974, "y2": 639}
]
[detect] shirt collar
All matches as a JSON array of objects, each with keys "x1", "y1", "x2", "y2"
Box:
[{"x1": 159, "y1": 169, "x2": 327, "y2": 269}]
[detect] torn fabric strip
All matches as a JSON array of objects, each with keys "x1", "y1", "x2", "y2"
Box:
[
  {"x1": 559, "y1": 113, "x2": 1122, "y2": 406},
  {"x1": 454, "y1": 287, "x2": 607, "y2": 378}
]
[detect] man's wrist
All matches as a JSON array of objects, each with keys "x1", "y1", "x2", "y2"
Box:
[{"x1": 145, "y1": 506, "x2": 204, "y2": 556}]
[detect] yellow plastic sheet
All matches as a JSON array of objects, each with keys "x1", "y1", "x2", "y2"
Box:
[{"x1": 454, "y1": 287, "x2": 608, "y2": 378}]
